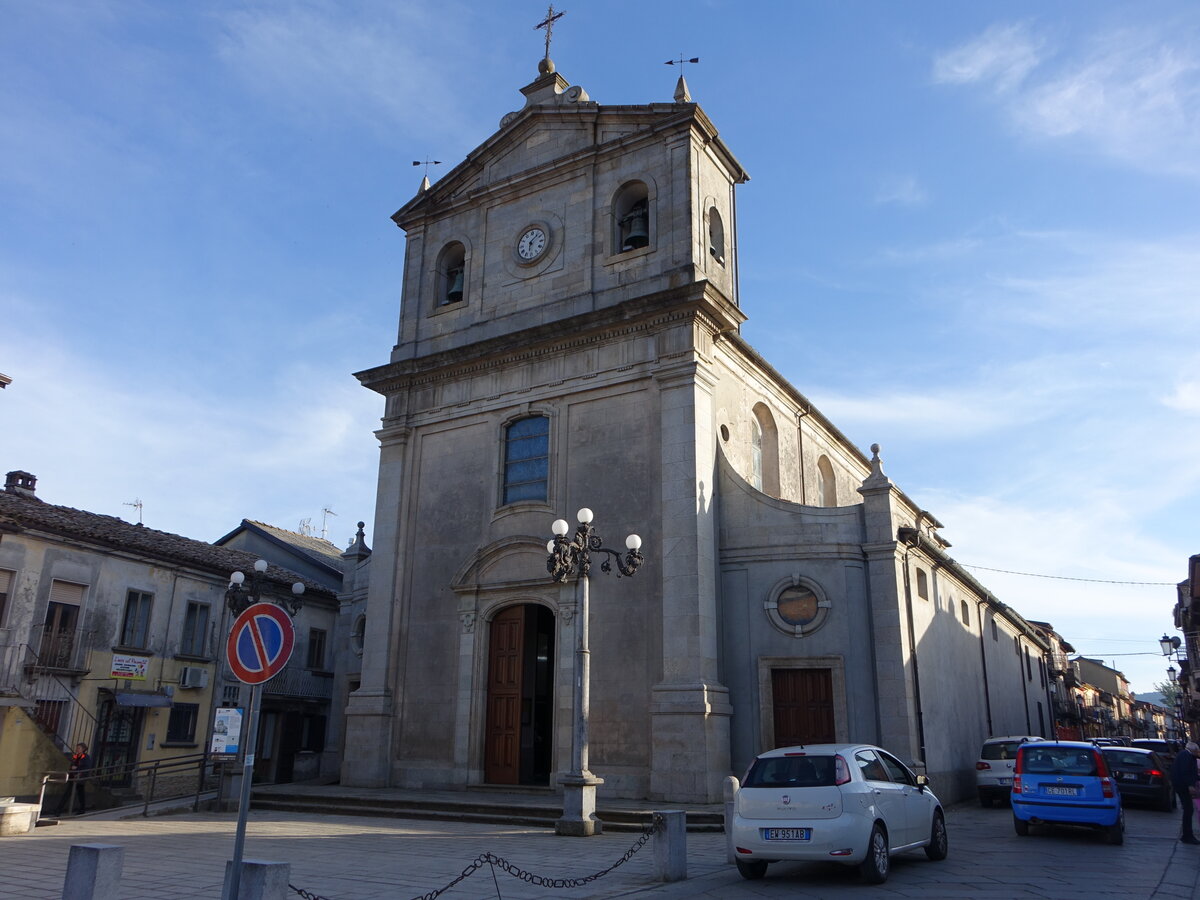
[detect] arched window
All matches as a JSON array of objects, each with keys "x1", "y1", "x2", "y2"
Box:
[
  {"x1": 613, "y1": 181, "x2": 650, "y2": 254},
  {"x1": 708, "y1": 206, "x2": 725, "y2": 265},
  {"x1": 750, "y1": 418, "x2": 763, "y2": 491},
  {"x1": 751, "y1": 403, "x2": 780, "y2": 496},
  {"x1": 503, "y1": 415, "x2": 550, "y2": 504},
  {"x1": 436, "y1": 242, "x2": 466, "y2": 306},
  {"x1": 816, "y1": 455, "x2": 837, "y2": 507}
]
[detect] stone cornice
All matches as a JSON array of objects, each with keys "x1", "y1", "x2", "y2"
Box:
[{"x1": 356, "y1": 282, "x2": 744, "y2": 397}]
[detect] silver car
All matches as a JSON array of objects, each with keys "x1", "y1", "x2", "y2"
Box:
[{"x1": 976, "y1": 736, "x2": 1045, "y2": 807}]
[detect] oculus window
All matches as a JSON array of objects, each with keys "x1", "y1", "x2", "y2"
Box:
[
  {"x1": 765, "y1": 577, "x2": 832, "y2": 637},
  {"x1": 503, "y1": 415, "x2": 550, "y2": 504}
]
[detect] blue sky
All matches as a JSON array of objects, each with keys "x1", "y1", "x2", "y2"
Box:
[{"x1": 2, "y1": 1, "x2": 1197, "y2": 698}]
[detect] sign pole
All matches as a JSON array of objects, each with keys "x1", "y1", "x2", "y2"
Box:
[{"x1": 225, "y1": 681, "x2": 261, "y2": 900}]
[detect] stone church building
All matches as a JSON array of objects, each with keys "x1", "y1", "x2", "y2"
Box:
[{"x1": 340, "y1": 58, "x2": 1053, "y2": 805}]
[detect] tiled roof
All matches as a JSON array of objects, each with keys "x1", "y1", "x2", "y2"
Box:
[
  {"x1": 240, "y1": 520, "x2": 346, "y2": 568},
  {"x1": 0, "y1": 490, "x2": 336, "y2": 598}
]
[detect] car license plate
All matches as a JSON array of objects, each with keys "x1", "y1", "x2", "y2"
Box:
[
  {"x1": 762, "y1": 828, "x2": 812, "y2": 841},
  {"x1": 1044, "y1": 786, "x2": 1079, "y2": 796},
  {"x1": 998, "y1": 777, "x2": 1011, "y2": 785},
  {"x1": 1121, "y1": 773, "x2": 1137, "y2": 781}
]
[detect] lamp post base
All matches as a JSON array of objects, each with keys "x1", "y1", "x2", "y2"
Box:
[{"x1": 556, "y1": 773, "x2": 605, "y2": 836}]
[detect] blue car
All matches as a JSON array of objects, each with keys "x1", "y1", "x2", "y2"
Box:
[{"x1": 1011, "y1": 741, "x2": 1123, "y2": 844}]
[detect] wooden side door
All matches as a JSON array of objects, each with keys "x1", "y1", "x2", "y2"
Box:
[
  {"x1": 484, "y1": 607, "x2": 525, "y2": 784},
  {"x1": 772, "y1": 668, "x2": 835, "y2": 747}
]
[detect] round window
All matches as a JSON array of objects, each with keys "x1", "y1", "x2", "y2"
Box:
[{"x1": 765, "y1": 577, "x2": 830, "y2": 636}]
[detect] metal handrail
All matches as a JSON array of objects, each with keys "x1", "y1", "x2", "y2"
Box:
[{"x1": 40, "y1": 751, "x2": 216, "y2": 818}]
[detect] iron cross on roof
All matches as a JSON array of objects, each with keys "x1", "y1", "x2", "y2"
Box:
[{"x1": 534, "y1": 4, "x2": 565, "y2": 60}]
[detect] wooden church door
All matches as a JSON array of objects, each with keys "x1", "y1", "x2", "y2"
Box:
[
  {"x1": 484, "y1": 604, "x2": 555, "y2": 785},
  {"x1": 772, "y1": 668, "x2": 835, "y2": 747}
]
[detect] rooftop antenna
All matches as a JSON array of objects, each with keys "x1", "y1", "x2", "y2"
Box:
[
  {"x1": 298, "y1": 517, "x2": 313, "y2": 536},
  {"x1": 123, "y1": 498, "x2": 143, "y2": 524},
  {"x1": 321, "y1": 507, "x2": 338, "y2": 541}
]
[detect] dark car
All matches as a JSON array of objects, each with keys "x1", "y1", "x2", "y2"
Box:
[
  {"x1": 1100, "y1": 746, "x2": 1175, "y2": 811},
  {"x1": 1132, "y1": 738, "x2": 1180, "y2": 763}
]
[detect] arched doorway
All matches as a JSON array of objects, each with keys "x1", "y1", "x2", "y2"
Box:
[{"x1": 484, "y1": 603, "x2": 555, "y2": 785}]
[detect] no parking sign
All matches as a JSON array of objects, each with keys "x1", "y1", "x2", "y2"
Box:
[{"x1": 226, "y1": 602, "x2": 295, "y2": 685}]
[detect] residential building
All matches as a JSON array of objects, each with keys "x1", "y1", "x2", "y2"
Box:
[{"x1": 0, "y1": 471, "x2": 336, "y2": 800}]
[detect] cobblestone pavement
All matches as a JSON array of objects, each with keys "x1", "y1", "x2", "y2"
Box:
[{"x1": 1, "y1": 801, "x2": 1197, "y2": 899}]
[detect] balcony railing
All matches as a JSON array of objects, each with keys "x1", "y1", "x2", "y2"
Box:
[{"x1": 262, "y1": 666, "x2": 334, "y2": 701}]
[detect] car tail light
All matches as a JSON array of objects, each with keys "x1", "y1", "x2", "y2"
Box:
[
  {"x1": 1094, "y1": 751, "x2": 1111, "y2": 778},
  {"x1": 1100, "y1": 777, "x2": 1114, "y2": 798},
  {"x1": 976, "y1": 761, "x2": 991, "y2": 770},
  {"x1": 1148, "y1": 769, "x2": 1163, "y2": 778},
  {"x1": 834, "y1": 754, "x2": 851, "y2": 785},
  {"x1": 1013, "y1": 775, "x2": 1022, "y2": 794},
  {"x1": 1014, "y1": 752, "x2": 1024, "y2": 775}
]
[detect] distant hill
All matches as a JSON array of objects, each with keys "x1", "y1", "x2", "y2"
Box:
[{"x1": 1136, "y1": 692, "x2": 1167, "y2": 707}]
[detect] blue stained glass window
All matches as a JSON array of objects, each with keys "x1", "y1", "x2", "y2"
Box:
[{"x1": 504, "y1": 416, "x2": 549, "y2": 504}]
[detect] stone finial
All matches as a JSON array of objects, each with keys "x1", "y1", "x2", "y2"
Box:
[
  {"x1": 674, "y1": 74, "x2": 691, "y2": 103},
  {"x1": 342, "y1": 521, "x2": 371, "y2": 563},
  {"x1": 861, "y1": 442, "x2": 892, "y2": 488},
  {"x1": 417, "y1": 175, "x2": 431, "y2": 195}
]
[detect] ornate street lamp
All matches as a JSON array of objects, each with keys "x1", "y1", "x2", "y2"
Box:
[
  {"x1": 546, "y1": 507, "x2": 643, "y2": 837},
  {"x1": 1168, "y1": 665, "x2": 1178, "y2": 683},
  {"x1": 225, "y1": 558, "x2": 305, "y2": 616}
]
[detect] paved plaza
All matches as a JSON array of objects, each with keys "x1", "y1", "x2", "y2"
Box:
[{"x1": 1, "y1": 801, "x2": 1198, "y2": 899}]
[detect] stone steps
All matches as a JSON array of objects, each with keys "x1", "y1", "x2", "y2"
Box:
[{"x1": 250, "y1": 789, "x2": 725, "y2": 833}]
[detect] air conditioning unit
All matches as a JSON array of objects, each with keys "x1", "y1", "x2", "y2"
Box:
[{"x1": 179, "y1": 666, "x2": 209, "y2": 690}]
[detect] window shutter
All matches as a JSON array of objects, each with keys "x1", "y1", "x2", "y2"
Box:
[{"x1": 49, "y1": 580, "x2": 86, "y2": 606}]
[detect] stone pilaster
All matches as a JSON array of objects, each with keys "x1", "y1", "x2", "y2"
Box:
[
  {"x1": 341, "y1": 423, "x2": 410, "y2": 787},
  {"x1": 649, "y1": 359, "x2": 731, "y2": 802}
]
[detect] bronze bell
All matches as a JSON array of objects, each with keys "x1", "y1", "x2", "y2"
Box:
[
  {"x1": 620, "y1": 202, "x2": 649, "y2": 251},
  {"x1": 446, "y1": 266, "x2": 464, "y2": 303}
]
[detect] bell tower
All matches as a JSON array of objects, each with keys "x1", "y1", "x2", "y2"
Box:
[{"x1": 346, "y1": 54, "x2": 750, "y2": 803}]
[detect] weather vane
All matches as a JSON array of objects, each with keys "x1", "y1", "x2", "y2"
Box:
[
  {"x1": 412, "y1": 158, "x2": 442, "y2": 178},
  {"x1": 665, "y1": 54, "x2": 700, "y2": 68},
  {"x1": 535, "y1": 4, "x2": 565, "y2": 61}
]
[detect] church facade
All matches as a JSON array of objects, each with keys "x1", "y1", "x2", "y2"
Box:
[{"x1": 341, "y1": 59, "x2": 1053, "y2": 804}]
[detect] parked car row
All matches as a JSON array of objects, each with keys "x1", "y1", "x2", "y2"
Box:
[{"x1": 729, "y1": 735, "x2": 1172, "y2": 885}]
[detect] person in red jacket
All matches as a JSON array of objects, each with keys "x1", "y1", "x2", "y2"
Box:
[{"x1": 54, "y1": 743, "x2": 93, "y2": 816}]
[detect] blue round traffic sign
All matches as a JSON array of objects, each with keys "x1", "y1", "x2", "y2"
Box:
[{"x1": 227, "y1": 603, "x2": 295, "y2": 685}]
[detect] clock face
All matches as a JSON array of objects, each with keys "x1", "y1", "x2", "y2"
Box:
[{"x1": 517, "y1": 227, "x2": 547, "y2": 261}]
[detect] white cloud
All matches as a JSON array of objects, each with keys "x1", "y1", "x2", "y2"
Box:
[
  {"x1": 936, "y1": 22, "x2": 1200, "y2": 177},
  {"x1": 214, "y1": 1, "x2": 476, "y2": 139},
  {"x1": 933, "y1": 22, "x2": 1044, "y2": 92},
  {"x1": 874, "y1": 175, "x2": 928, "y2": 207},
  {"x1": 1163, "y1": 379, "x2": 1200, "y2": 414}
]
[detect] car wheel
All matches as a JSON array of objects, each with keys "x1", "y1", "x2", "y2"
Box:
[
  {"x1": 925, "y1": 809, "x2": 948, "y2": 860},
  {"x1": 979, "y1": 792, "x2": 993, "y2": 808},
  {"x1": 735, "y1": 859, "x2": 768, "y2": 880},
  {"x1": 1105, "y1": 810, "x2": 1124, "y2": 845},
  {"x1": 1013, "y1": 814, "x2": 1030, "y2": 837},
  {"x1": 859, "y1": 824, "x2": 890, "y2": 884}
]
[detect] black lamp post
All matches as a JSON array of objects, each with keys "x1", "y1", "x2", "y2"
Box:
[
  {"x1": 224, "y1": 558, "x2": 305, "y2": 616},
  {"x1": 545, "y1": 507, "x2": 643, "y2": 837}
]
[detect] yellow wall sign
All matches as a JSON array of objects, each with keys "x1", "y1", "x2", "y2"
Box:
[{"x1": 111, "y1": 654, "x2": 149, "y2": 680}]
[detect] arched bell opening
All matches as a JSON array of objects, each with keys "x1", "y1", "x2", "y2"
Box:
[
  {"x1": 613, "y1": 181, "x2": 650, "y2": 253},
  {"x1": 483, "y1": 603, "x2": 556, "y2": 785}
]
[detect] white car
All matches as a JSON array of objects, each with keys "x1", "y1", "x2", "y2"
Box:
[
  {"x1": 975, "y1": 735, "x2": 1045, "y2": 807},
  {"x1": 729, "y1": 743, "x2": 947, "y2": 884}
]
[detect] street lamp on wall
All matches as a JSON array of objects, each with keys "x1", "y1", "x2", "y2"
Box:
[{"x1": 545, "y1": 507, "x2": 644, "y2": 837}]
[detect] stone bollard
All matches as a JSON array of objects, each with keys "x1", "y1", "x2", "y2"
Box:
[
  {"x1": 62, "y1": 844, "x2": 124, "y2": 900},
  {"x1": 723, "y1": 775, "x2": 740, "y2": 865},
  {"x1": 652, "y1": 810, "x2": 687, "y2": 882},
  {"x1": 222, "y1": 859, "x2": 291, "y2": 900}
]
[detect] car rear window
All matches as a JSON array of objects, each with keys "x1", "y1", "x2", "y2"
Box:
[
  {"x1": 744, "y1": 755, "x2": 837, "y2": 787},
  {"x1": 981, "y1": 741, "x2": 1024, "y2": 761},
  {"x1": 1104, "y1": 750, "x2": 1150, "y2": 769},
  {"x1": 1021, "y1": 746, "x2": 1099, "y2": 776}
]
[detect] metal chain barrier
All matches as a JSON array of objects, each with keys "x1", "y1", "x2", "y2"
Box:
[{"x1": 288, "y1": 815, "x2": 663, "y2": 900}]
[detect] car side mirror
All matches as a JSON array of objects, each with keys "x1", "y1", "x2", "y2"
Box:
[{"x1": 916, "y1": 774, "x2": 930, "y2": 791}]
